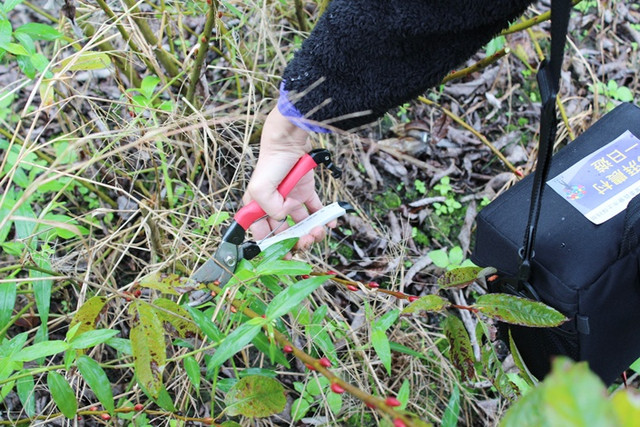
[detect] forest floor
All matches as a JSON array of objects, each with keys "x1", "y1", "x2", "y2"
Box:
[{"x1": 0, "y1": 0, "x2": 639, "y2": 426}]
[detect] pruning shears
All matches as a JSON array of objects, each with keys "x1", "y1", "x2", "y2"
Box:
[{"x1": 189, "y1": 149, "x2": 351, "y2": 305}]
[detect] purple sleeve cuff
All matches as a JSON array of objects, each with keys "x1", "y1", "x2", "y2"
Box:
[{"x1": 277, "y1": 82, "x2": 332, "y2": 133}]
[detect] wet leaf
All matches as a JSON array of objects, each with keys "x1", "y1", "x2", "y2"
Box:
[
  {"x1": 152, "y1": 298, "x2": 198, "y2": 339},
  {"x1": 47, "y1": 372, "x2": 77, "y2": 418},
  {"x1": 443, "y1": 316, "x2": 475, "y2": 381},
  {"x1": 474, "y1": 294, "x2": 567, "y2": 327},
  {"x1": 68, "y1": 296, "x2": 107, "y2": 340},
  {"x1": 130, "y1": 301, "x2": 166, "y2": 398},
  {"x1": 403, "y1": 295, "x2": 451, "y2": 314},
  {"x1": 255, "y1": 259, "x2": 311, "y2": 277},
  {"x1": 442, "y1": 384, "x2": 461, "y2": 427},
  {"x1": 225, "y1": 375, "x2": 286, "y2": 417},
  {"x1": 76, "y1": 355, "x2": 114, "y2": 414},
  {"x1": 438, "y1": 266, "x2": 484, "y2": 289},
  {"x1": 371, "y1": 328, "x2": 391, "y2": 375}
]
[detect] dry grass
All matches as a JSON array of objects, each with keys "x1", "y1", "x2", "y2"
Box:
[{"x1": 0, "y1": 0, "x2": 638, "y2": 425}]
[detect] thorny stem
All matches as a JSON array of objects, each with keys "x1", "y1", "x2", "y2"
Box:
[
  {"x1": 186, "y1": 0, "x2": 219, "y2": 106},
  {"x1": 418, "y1": 96, "x2": 522, "y2": 177},
  {"x1": 441, "y1": 48, "x2": 510, "y2": 85},
  {"x1": 501, "y1": 0, "x2": 583, "y2": 36}
]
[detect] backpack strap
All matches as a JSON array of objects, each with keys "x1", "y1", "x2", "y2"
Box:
[{"x1": 516, "y1": 0, "x2": 572, "y2": 291}]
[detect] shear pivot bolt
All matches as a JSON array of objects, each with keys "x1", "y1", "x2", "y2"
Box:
[{"x1": 225, "y1": 255, "x2": 235, "y2": 266}]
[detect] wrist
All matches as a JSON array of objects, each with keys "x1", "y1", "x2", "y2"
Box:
[{"x1": 261, "y1": 108, "x2": 312, "y2": 156}]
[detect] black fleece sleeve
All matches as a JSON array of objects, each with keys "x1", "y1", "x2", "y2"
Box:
[{"x1": 281, "y1": 0, "x2": 534, "y2": 131}]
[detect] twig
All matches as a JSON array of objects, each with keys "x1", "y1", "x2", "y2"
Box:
[
  {"x1": 186, "y1": 0, "x2": 219, "y2": 106},
  {"x1": 442, "y1": 48, "x2": 510, "y2": 84},
  {"x1": 293, "y1": 0, "x2": 308, "y2": 32}
]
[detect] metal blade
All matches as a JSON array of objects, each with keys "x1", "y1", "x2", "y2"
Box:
[{"x1": 188, "y1": 241, "x2": 240, "y2": 306}]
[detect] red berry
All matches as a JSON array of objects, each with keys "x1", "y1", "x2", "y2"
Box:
[
  {"x1": 408, "y1": 296, "x2": 419, "y2": 302},
  {"x1": 230, "y1": 305, "x2": 237, "y2": 313},
  {"x1": 77, "y1": 416, "x2": 82, "y2": 420},
  {"x1": 210, "y1": 291, "x2": 217, "y2": 298},
  {"x1": 283, "y1": 345, "x2": 293, "y2": 353},
  {"x1": 368, "y1": 281, "x2": 380, "y2": 288},
  {"x1": 305, "y1": 363, "x2": 316, "y2": 371},
  {"x1": 330, "y1": 383, "x2": 345, "y2": 394},
  {"x1": 90, "y1": 406, "x2": 98, "y2": 411},
  {"x1": 101, "y1": 413, "x2": 111, "y2": 420},
  {"x1": 365, "y1": 401, "x2": 376, "y2": 409},
  {"x1": 393, "y1": 419, "x2": 407, "y2": 427},
  {"x1": 327, "y1": 270, "x2": 338, "y2": 275},
  {"x1": 301, "y1": 275, "x2": 310, "y2": 279},
  {"x1": 134, "y1": 289, "x2": 142, "y2": 298},
  {"x1": 202, "y1": 418, "x2": 214, "y2": 425},
  {"x1": 261, "y1": 314, "x2": 266, "y2": 318},
  {"x1": 201, "y1": 36, "x2": 207, "y2": 43},
  {"x1": 385, "y1": 396, "x2": 401, "y2": 407},
  {"x1": 134, "y1": 403, "x2": 144, "y2": 411},
  {"x1": 346, "y1": 285, "x2": 358, "y2": 292},
  {"x1": 319, "y1": 357, "x2": 332, "y2": 368},
  {"x1": 213, "y1": 280, "x2": 220, "y2": 286},
  {"x1": 488, "y1": 274, "x2": 499, "y2": 282}
]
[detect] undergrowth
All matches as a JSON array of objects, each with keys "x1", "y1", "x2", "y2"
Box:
[{"x1": 0, "y1": 0, "x2": 639, "y2": 426}]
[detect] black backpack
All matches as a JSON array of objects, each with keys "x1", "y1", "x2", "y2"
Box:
[{"x1": 471, "y1": 0, "x2": 640, "y2": 385}]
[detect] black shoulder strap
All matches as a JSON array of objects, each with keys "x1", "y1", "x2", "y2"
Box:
[{"x1": 517, "y1": 0, "x2": 572, "y2": 289}]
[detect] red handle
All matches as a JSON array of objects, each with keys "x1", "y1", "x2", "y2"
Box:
[{"x1": 234, "y1": 154, "x2": 319, "y2": 230}]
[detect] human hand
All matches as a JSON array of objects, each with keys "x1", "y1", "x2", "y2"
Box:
[{"x1": 243, "y1": 107, "x2": 333, "y2": 250}]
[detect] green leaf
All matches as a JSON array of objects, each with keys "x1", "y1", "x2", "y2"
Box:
[
  {"x1": 16, "y1": 371, "x2": 35, "y2": 417},
  {"x1": 130, "y1": 301, "x2": 166, "y2": 398},
  {"x1": 428, "y1": 249, "x2": 449, "y2": 268},
  {"x1": 474, "y1": 293, "x2": 567, "y2": 327},
  {"x1": 448, "y1": 246, "x2": 464, "y2": 266},
  {"x1": 0, "y1": 281, "x2": 16, "y2": 330},
  {"x1": 76, "y1": 355, "x2": 114, "y2": 414},
  {"x1": 47, "y1": 371, "x2": 77, "y2": 418},
  {"x1": 485, "y1": 35, "x2": 506, "y2": 57},
  {"x1": 69, "y1": 329, "x2": 119, "y2": 350},
  {"x1": 327, "y1": 388, "x2": 342, "y2": 414},
  {"x1": 139, "y1": 75, "x2": 160, "y2": 99},
  {"x1": 256, "y1": 238, "x2": 297, "y2": 266},
  {"x1": 183, "y1": 356, "x2": 201, "y2": 391},
  {"x1": 508, "y1": 329, "x2": 537, "y2": 387},
  {"x1": 187, "y1": 306, "x2": 223, "y2": 342},
  {"x1": 443, "y1": 316, "x2": 475, "y2": 381},
  {"x1": 54, "y1": 51, "x2": 110, "y2": 72},
  {"x1": 12, "y1": 31, "x2": 33, "y2": 54},
  {"x1": 15, "y1": 23, "x2": 61, "y2": 41},
  {"x1": 438, "y1": 266, "x2": 484, "y2": 289},
  {"x1": 374, "y1": 309, "x2": 399, "y2": 332},
  {"x1": 371, "y1": 328, "x2": 391, "y2": 375},
  {"x1": 3, "y1": 42, "x2": 29, "y2": 56},
  {"x1": 2, "y1": 0, "x2": 24, "y2": 13},
  {"x1": 291, "y1": 397, "x2": 311, "y2": 422},
  {"x1": 251, "y1": 332, "x2": 290, "y2": 368},
  {"x1": 13, "y1": 340, "x2": 69, "y2": 361},
  {"x1": 225, "y1": 375, "x2": 286, "y2": 418},
  {"x1": 397, "y1": 379, "x2": 410, "y2": 410},
  {"x1": 442, "y1": 384, "x2": 460, "y2": 427},
  {"x1": 306, "y1": 307, "x2": 336, "y2": 364},
  {"x1": 139, "y1": 272, "x2": 198, "y2": 295},
  {"x1": 0, "y1": 20, "x2": 11, "y2": 47},
  {"x1": 403, "y1": 294, "x2": 451, "y2": 314},
  {"x1": 32, "y1": 253, "x2": 53, "y2": 325},
  {"x1": 206, "y1": 320, "x2": 262, "y2": 372},
  {"x1": 105, "y1": 337, "x2": 132, "y2": 355},
  {"x1": 152, "y1": 298, "x2": 198, "y2": 339},
  {"x1": 616, "y1": 86, "x2": 634, "y2": 102},
  {"x1": 29, "y1": 52, "x2": 50, "y2": 72},
  {"x1": 255, "y1": 259, "x2": 311, "y2": 277},
  {"x1": 611, "y1": 390, "x2": 640, "y2": 427},
  {"x1": 265, "y1": 275, "x2": 327, "y2": 320},
  {"x1": 69, "y1": 296, "x2": 107, "y2": 339}
]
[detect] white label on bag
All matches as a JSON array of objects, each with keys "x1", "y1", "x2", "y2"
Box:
[{"x1": 547, "y1": 130, "x2": 640, "y2": 225}]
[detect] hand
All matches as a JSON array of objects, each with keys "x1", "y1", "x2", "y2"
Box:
[{"x1": 243, "y1": 107, "x2": 332, "y2": 250}]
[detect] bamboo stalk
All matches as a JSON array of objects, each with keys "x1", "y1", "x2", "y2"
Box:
[{"x1": 186, "y1": 0, "x2": 219, "y2": 105}]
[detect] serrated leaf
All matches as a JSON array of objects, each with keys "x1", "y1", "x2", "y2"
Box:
[
  {"x1": 206, "y1": 321, "x2": 262, "y2": 372},
  {"x1": 131, "y1": 301, "x2": 166, "y2": 398},
  {"x1": 0, "y1": 281, "x2": 16, "y2": 330},
  {"x1": 225, "y1": 375, "x2": 286, "y2": 417},
  {"x1": 474, "y1": 293, "x2": 567, "y2": 327},
  {"x1": 69, "y1": 329, "x2": 119, "y2": 350},
  {"x1": 47, "y1": 371, "x2": 77, "y2": 418},
  {"x1": 403, "y1": 295, "x2": 451, "y2": 314},
  {"x1": 255, "y1": 259, "x2": 311, "y2": 277},
  {"x1": 16, "y1": 371, "x2": 35, "y2": 417},
  {"x1": 15, "y1": 23, "x2": 62, "y2": 41},
  {"x1": 152, "y1": 298, "x2": 198, "y2": 339},
  {"x1": 443, "y1": 316, "x2": 475, "y2": 381},
  {"x1": 69, "y1": 296, "x2": 107, "y2": 340},
  {"x1": 76, "y1": 355, "x2": 114, "y2": 414},
  {"x1": 13, "y1": 340, "x2": 68, "y2": 361},
  {"x1": 265, "y1": 276, "x2": 327, "y2": 320},
  {"x1": 54, "y1": 51, "x2": 110, "y2": 72},
  {"x1": 438, "y1": 266, "x2": 484, "y2": 289},
  {"x1": 183, "y1": 356, "x2": 201, "y2": 391}
]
